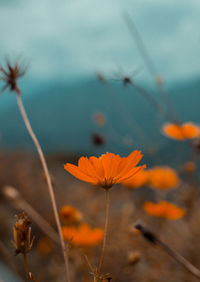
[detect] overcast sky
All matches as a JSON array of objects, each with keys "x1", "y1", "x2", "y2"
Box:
[{"x1": 0, "y1": 0, "x2": 200, "y2": 84}]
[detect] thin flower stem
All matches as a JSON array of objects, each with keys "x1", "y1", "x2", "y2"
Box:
[
  {"x1": 23, "y1": 253, "x2": 35, "y2": 281},
  {"x1": 23, "y1": 253, "x2": 29, "y2": 279},
  {"x1": 98, "y1": 189, "x2": 110, "y2": 274},
  {"x1": 16, "y1": 94, "x2": 70, "y2": 282}
]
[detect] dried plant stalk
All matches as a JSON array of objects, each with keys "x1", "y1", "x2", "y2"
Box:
[
  {"x1": 135, "y1": 221, "x2": 200, "y2": 280},
  {"x1": 16, "y1": 94, "x2": 70, "y2": 282}
]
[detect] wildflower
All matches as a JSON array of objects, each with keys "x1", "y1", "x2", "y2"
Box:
[
  {"x1": 64, "y1": 151, "x2": 146, "y2": 189},
  {"x1": 122, "y1": 169, "x2": 149, "y2": 188},
  {"x1": 60, "y1": 206, "x2": 83, "y2": 225},
  {"x1": 62, "y1": 223, "x2": 104, "y2": 247},
  {"x1": 0, "y1": 61, "x2": 27, "y2": 95},
  {"x1": 162, "y1": 122, "x2": 200, "y2": 140},
  {"x1": 143, "y1": 201, "x2": 186, "y2": 220},
  {"x1": 13, "y1": 212, "x2": 34, "y2": 255},
  {"x1": 92, "y1": 133, "x2": 105, "y2": 146},
  {"x1": 147, "y1": 166, "x2": 179, "y2": 190}
]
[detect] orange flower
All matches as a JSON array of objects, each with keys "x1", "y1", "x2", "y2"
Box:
[
  {"x1": 62, "y1": 223, "x2": 104, "y2": 247},
  {"x1": 59, "y1": 206, "x2": 83, "y2": 225},
  {"x1": 162, "y1": 122, "x2": 200, "y2": 140},
  {"x1": 122, "y1": 169, "x2": 149, "y2": 188},
  {"x1": 143, "y1": 201, "x2": 186, "y2": 220},
  {"x1": 64, "y1": 151, "x2": 146, "y2": 189},
  {"x1": 147, "y1": 166, "x2": 179, "y2": 190}
]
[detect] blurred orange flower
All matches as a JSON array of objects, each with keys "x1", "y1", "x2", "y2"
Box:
[
  {"x1": 59, "y1": 206, "x2": 83, "y2": 225},
  {"x1": 162, "y1": 122, "x2": 199, "y2": 140},
  {"x1": 64, "y1": 151, "x2": 146, "y2": 189},
  {"x1": 147, "y1": 166, "x2": 179, "y2": 190},
  {"x1": 62, "y1": 223, "x2": 104, "y2": 247},
  {"x1": 122, "y1": 169, "x2": 149, "y2": 188},
  {"x1": 143, "y1": 201, "x2": 186, "y2": 220},
  {"x1": 93, "y1": 113, "x2": 106, "y2": 127}
]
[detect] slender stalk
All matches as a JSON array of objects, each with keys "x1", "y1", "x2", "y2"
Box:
[
  {"x1": 23, "y1": 253, "x2": 35, "y2": 281},
  {"x1": 16, "y1": 94, "x2": 70, "y2": 282},
  {"x1": 98, "y1": 189, "x2": 110, "y2": 274},
  {"x1": 131, "y1": 82, "x2": 169, "y2": 120},
  {"x1": 135, "y1": 221, "x2": 200, "y2": 280},
  {"x1": 124, "y1": 13, "x2": 180, "y2": 123}
]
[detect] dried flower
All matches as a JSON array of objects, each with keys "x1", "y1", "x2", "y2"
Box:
[
  {"x1": 62, "y1": 223, "x2": 104, "y2": 247},
  {"x1": 162, "y1": 122, "x2": 200, "y2": 140},
  {"x1": 92, "y1": 133, "x2": 105, "y2": 146},
  {"x1": 13, "y1": 212, "x2": 34, "y2": 255},
  {"x1": 147, "y1": 166, "x2": 179, "y2": 190},
  {"x1": 64, "y1": 151, "x2": 146, "y2": 189},
  {"x1": 60, "y1": 206, "x2": 83, "y2": 225},
  {"x1": 0, "y1": 61, "x2": 27, "y2": 95},
  {"x1": 143, "y1": 201, "x2": 186, "y2": 220}
]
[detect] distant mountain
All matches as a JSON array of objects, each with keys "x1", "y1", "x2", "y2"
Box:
[{"x1": 0, "y1": 77, "x2": 199, "y2": 165}]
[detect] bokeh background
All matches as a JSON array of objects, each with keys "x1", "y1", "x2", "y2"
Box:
[
  {"x1": 1, "y1": 1, "x2": 200, "y2": 281},
  {"x1": 0, "y1": 0, "x2": 200, "y2": 158}
]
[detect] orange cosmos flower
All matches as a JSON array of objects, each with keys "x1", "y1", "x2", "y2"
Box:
[
  {"x1": 147, "y1": 166, "x2": 179, "y2": 190},
  {"x1": 122, "y1": 169, "x2": 149, "y2": 188},
  {"x1": 143, "y1": 201, "x2": 186, "y2": 220},
  {"x1": 162, "y1": 122, "x2": 200, "y2": 140},
  {"x1": 64, "y1": 151, "x2": 146, "y2": 189},
  {"x1": 59, "y1": 206, "x2": 83, "y2": 225},
  {"x1": 62, "y1": 223, "x2": 104, "y2": 247}
]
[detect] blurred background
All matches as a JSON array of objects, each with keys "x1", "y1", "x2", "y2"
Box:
[
  {"x1": 1, "y1": 1, "x2": 200, "y2": 281},
  {"x1": 0, "y1": 0, "x2": 199, "y2": 160}
]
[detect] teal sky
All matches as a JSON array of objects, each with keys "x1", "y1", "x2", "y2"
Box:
[{"x1": 0, "y1": 0, "x2": 200, "y2": 84}]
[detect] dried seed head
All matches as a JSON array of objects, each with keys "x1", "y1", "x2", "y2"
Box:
[
  {"x1": 13, "y1": 212, "x2": 34, "y2": 255},
  {"x1": 0, "y1": 60, "x2": 27, "y2": 95},
  {"x1": 92, "y1": 133, "x2": 105, "y2": 146}
]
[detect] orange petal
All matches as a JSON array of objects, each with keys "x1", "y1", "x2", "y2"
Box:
[
  {"x1": 143, "y1": 201, "x2": 186, "y2": 220},
  {"x1": 78, "y1": 157, "x2": 101, "y2": 181},
  {"x1": 89, "y1": 156, "x2": 104, "y2": 178},
  {"x1": 117, "y1": 151, "x2": 143, "y2": 179},
  {"x1": 117, "y1": 165, "x2": 146, "y2": 183},
  {"x1": 182, "y1": 122, "x2": 200, "y2": 139},
  {"x1": 162, "y1": 123, "x2": 185, "y2": 140},
  {"x1": 64, "y1": 163, "x2": 98, "y2": 185}
]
